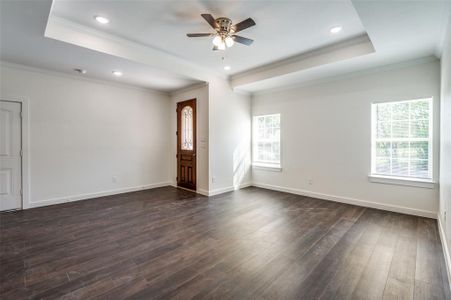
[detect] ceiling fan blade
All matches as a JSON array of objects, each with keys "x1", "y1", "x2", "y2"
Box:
[
  {"x1": 232, "y1": 18, "x2": 256, "y2": 33},
  {"x1": 187, "y1": 33, "x2": 213, "y2": 37},
  {"x1": 232, "y1": 35, "x2": 254, "y2": 46},
  {"x1": 201, "y1": 14, "x2": 217, "y2": 29}
]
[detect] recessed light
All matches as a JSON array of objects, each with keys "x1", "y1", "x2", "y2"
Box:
[
  {"x1": 224, "y1": 66, "x2": 231, "y2": 71},
  {"x1": 94, "y1": 15, "x2": 109, "y2": 24},
  {"x1": 112, "y1": 70, "x2": 123, "y2": 76},
  {"x1": 73, "y1": 68, "x2": 87, "y2": 74},
  {"x1": 330, "y1": 26, "x2": 342, "y2": 34}
]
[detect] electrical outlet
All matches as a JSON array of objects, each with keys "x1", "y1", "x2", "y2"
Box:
[
  {"x1": 112, "y1": 176, "x2": 117, "y2": 183},
  {"x1": 308, "y1": 179, "x2": 313, "y2": 185},
  {"x1": 211, "y1": 177, "x2": 216, "y2": 183}
]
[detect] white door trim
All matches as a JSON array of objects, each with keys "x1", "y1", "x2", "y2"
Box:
[{"x1": 0, "y1": 96, "x2": 30, "y2": 209}]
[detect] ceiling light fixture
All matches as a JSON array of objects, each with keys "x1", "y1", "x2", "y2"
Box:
[
  {"x1": 225, "y1": 36, "x2": 234, "y2": 48},
  {"x1": 212, "y1": 35, "x2": 222, "y2": 46},
  {"x1": 217, "y1": 42, "x2": 226, "y2": 50},
  {"x1": 224, "y1": 65, "x2": 231, "y2": 71},
  {"x1": 213, "y1": 35, "x2": 227, "y2": 50},
  {"x1": 187, "y1": 14, "x2": 255, "y2": 51},
  {"x1": 112, "y1": 70, "x2": 123, "y2": 76},
  {"x1": 330, "y1": 26, "x2": 342, "y2": 34},
  {"x1": 94, "y1": 15, "x2": 109, "y2": 24}
]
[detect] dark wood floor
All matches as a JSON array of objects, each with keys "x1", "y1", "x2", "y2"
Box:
[{"x1": 1, "y1": 186, "x2": 450, "y2": 299}]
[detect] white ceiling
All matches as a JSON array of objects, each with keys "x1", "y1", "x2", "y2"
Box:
[
  {"x1": 50, "y1": 0, "x2": 367, "y2": 75},
  {"x1": 1, "y1": 0, "x2": 450, "y2": 93},
  {"x1": 232, "y1": 0, "x2": 451, "y2": 92},
  {"x1": 0, "y1": 0, "x2": 200, "y2": 92}
]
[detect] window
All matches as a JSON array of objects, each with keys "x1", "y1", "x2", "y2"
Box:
[
  {"x1": 371, "y1": 98, "x2": 432, "y2": 181},
  {"x1": 253, "y1": 114, "x2": 281, "y2": 168},
  {"x1": 181, "y1": 106, "x2": 193, "y2": 150}
]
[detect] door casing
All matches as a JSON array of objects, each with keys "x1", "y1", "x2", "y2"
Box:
[
  {"x1": 0, "y1": 100, "x2": 23, "y2": 211},
  {"x1": 0, "y1": 96, "x2": 29, "y2": 210}
]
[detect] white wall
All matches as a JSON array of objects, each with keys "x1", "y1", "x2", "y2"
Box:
[
  {"x1": 439, "y1": 14, "x2": 451, "y2": 276},
  {"x1": 0, "y1": 63, "x2": 252, "y2": 206},
  {"x1": 0, "y1": 63, "x2": 172, "y2": 208},
  {"x1": 169, "y1": 78, "x2": 252, "y2": 196},
  {"x1": 208, "y1": 77, "x2": 252, "y2": 195},
  {"x1": 252, "y1": 59, "x2": 440, "y2": 217},
  {"x1": 170, "y1": 83, "x2": 209, "y2": 194}
]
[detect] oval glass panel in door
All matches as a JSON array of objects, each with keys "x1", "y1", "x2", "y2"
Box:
[{"x1": 181, "y1": 106, "x2": 193, "y2": 150}]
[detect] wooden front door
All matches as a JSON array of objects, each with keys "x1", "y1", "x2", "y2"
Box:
[{"x1": 177, "y1": 99, "x2": 196, "y2": 190}]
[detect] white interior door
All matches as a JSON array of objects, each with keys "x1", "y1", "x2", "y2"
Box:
[{"x1": 0, "y1": 100, "x2": 22, "y2": 211}]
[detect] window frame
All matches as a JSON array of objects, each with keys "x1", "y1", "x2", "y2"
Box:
[
  {"x1": 369, "y1": 97, "x2": 435, "y2": 188},
  {"x1": 252, "y1": 113, "x2": 282, "y2": 171}
]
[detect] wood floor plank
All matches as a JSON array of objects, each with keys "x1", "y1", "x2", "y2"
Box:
[
  {"x1": 351, "y1": 212, "x2": 400, "y2": 299},
  {"x1": 414, "y1": 280, "x2": 447, "y2": 300},
  {"x1": 382, "y1": 216, "x2": 417, "y2": 300},
  {"x1": 384, "y1": 277, "x2": 414, "y2": 300},
  {"x1": 415, "y1": 218, "x2": 449, "y2": 300},
  {"x1": 1, "y1": 186, "x2": 449, "y2": 299},
  {"x1": 282, "y1": 207, "x2": 368, "y2": 299},
  {"x1": 318, "y1": 210, "x2": 385, "y2": 299}
]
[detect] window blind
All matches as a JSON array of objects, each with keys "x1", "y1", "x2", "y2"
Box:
[
  {"x1": 371, "y1": 98, "x2": 432, "y2": 180},
  {"x1": 253, "y1": 114, "x2": 281, "y2": 165}
]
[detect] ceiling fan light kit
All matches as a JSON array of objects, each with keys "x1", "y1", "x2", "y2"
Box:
[
  {"x1": 225, "y1": 36, "x2": 234, "y2": 47},
  {"x1": 187, "y1": 14, "x2": 256, "y2": 51},
  {"x1": 212, "y1": 35, "x2": 222, "y2": 46}
]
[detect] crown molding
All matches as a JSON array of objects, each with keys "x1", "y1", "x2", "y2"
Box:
[
  {"x1": 231, "y1": 33, "x2": 375, "y2": 89},
  {"x1": 170, "y1": 82, "x2": 208, "y2": 97},
  {"x1": 251, "y1": 55, "x2": 438, "y2": 97},
  {"x1": 230, "y1": 87, "x2": 252, "y2": 97},
  {"x1": 436, "y1": 7, "x2": 451, "y2": 58},
  {"x1": 0, "y1": 60, "x2": 170, "y2": 96}
]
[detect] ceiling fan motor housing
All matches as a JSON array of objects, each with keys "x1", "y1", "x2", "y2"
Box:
[{"x1": 216, "y1": 17, "x2": 233, "y2": 33}]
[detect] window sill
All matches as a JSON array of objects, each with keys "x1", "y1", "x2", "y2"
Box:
[
  {"x1": 252, "y1": 163, "x2": 282, "y2": 172},
  {"x1": 368, "y1": 174, "x2": 436, "y2": 189}
]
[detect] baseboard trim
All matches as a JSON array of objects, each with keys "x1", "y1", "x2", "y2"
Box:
[
  {"x1": 208, "y1": 182, "x2": 252, "y2": 196},
  {"x1": 438, "y1": 215, "x2": 451, "y2": 290},
  {"x1": 168, "y1": 183, "x2": 251, "y2": 197},
  {"x1": 26, "y1": 182, "x2": 172, "y2": 209},
  {"x1": 196, "y1": 188, "x2": 209, "y2": 196},
  {"x1": 26, "y1": 181, "x2": 435, "y2": 219},
  {"x1": 252, "y1": 182, "x2": 437, "y2": 219}
]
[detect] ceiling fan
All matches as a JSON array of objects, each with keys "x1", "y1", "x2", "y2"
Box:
[{"x1": 186, "y1": 14, "x2": 256, "y2": 50}]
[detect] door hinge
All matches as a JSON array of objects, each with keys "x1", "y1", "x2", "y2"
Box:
[
  {"x1": 20, "y1": 189, "x2": 23, "y2": 196},
  {"x1": 176, "y1": 176, "x2": 178, "y2": 181},
  {"x1": 20, "y1": 149, "x2": 23, "y2": 157},
  {"x1": 176, "y1": 131, "x2": 178, "y2": 136},
  {"x1": 20, "y1": 111, "x2": 23, "y2": 118}
]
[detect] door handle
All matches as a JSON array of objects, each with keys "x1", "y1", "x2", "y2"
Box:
[{"x1": 192, "y1": 153, "x2": 196, "y2": 157}]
